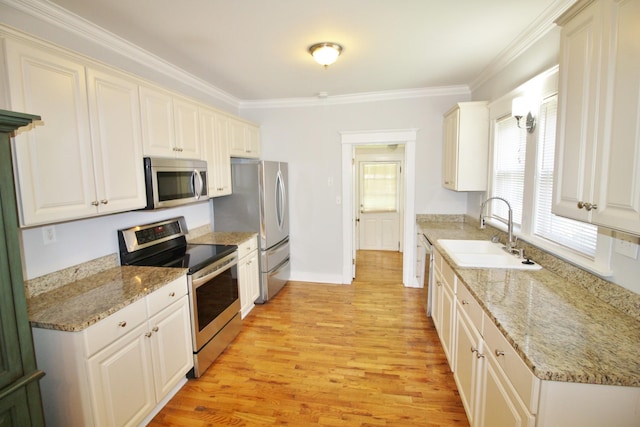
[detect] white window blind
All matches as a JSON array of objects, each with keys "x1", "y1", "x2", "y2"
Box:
[
  {"x1": 533, "y1": 95, "x2": 597, "y2": 257},
  {"x1": 492, "y1": 115, "x2": 527, "y2": 224},
  {"x1": 360, "y1": 162, "x2": 399, "y2": 213}
]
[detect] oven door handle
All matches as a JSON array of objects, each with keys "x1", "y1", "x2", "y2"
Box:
[{"x1": 191, "y1": 254, "x2": 238, "y2": 289}]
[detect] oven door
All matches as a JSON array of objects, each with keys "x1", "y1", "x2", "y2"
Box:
[{"x1": 189, "y1": 252, "x2": 240, "y2": 351}]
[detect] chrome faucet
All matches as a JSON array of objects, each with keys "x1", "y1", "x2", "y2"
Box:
[{"x1": 479, "y1": 197, "x2": 519, "y2": 255}]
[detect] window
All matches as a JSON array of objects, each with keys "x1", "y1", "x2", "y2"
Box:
[
  {"x1": 489, "y1": 93, "x2": 597, "y2": 259},
  {"x1": 359, "y1": 161, "x2": 399, "y2": 213},
  {"x1": 532, "y1": 95, "x2": 597, "y2": 257},
  {"x1": 492, "y1": 115, "x2": 527, "y2": 225}
]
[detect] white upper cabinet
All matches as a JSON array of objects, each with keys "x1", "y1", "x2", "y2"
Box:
[
  {"x1": 228, "y1": 117, "x2": 261, "y2": 158},
  {"x1": 86, "y1": 67, "x2": 147, "y2": 215},
  {"x1": 4, "y1": 39, "x2": 145, "y2": 226},
  {"x1": 442, "y1": 102, "x2": 489, "y2": 191},
  {"x1": 139, "y1": 85, "x2": 202, "y2": 159},
  {"x1": 554, "y1": 0, "x2": 640, "y2": 235},
  {"x1": 200, "y1": 107, "x2": 232, "y2": 197}
]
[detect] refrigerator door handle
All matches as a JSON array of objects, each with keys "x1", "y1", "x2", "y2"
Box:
[{"x1": 276, "y1": 169, "x2": 286, "y2": 230}]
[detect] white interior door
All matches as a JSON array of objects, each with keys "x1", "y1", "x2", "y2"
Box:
[{"x1": 358, "y1": 160, "x2": 401, "y2": 251}]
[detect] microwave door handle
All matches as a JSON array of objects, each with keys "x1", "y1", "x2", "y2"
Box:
[{"x1": 192, "y1": 170, "x2": 203, "y2": 199}]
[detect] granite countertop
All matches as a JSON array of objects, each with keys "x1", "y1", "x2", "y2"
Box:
[
  {"x1": 26, "y1": 230, "x2": 256, "y2": 333},
  {"x1": 190, "y1": 231, "x2": 257, "y2": 246},
  {"x1": 418, "y1": 219, "x2": 640, "y2": 388},
  {"x1": 27, "y1": 266, "x2": 187, "y2": 332}
]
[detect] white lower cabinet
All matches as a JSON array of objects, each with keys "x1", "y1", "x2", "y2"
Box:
[
  {"x1": 237, "y1": 236, "x2": 260, "y2": 318},
  {"x1": 432, "y1": 250, "x2": 456, "y2": 370},
  {"x1": 33, "y1": 276, "x2": 193, "y2": 427}
]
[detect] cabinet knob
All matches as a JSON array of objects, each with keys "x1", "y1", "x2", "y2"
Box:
[
  {"x1": 461, "y1": 299, "x2": 469, "y2": 305},
  {"x1": 577, "y1": 201, "x2": 584, "y2": 209},
  {"x1": 495, "y1": 350, "x2": 505, "y2": 357},
  {"x1": 585, "y1": 203, "x2": 598, "y2": 211},
  {"x1": 145, "y1": 332, "x2": 152, "y2": 338},
  {"x1": 471, "y1": 347, "x2": 478, "y2": 354},
  {"x1": 118, "y1": 321, "x2": 127, "y2": 328},
  {"x1": 101, "y1": 199, "x2": 108, "y2": 205},
  {"x1": 169, "y1": 291, "x2": 175, "y2": 297},
  {"x1": 437, "y1": 281, "x2": 443, "y2": 287},
  {"x1": 152, "y1": 326, "x2": 159, "y2": 333},
  {"x1": 476, "y1": 352, "x2": 485, "y2": 359},
  {"x1": 91, "y1": 200, "x2": 99, "y2": 206}
]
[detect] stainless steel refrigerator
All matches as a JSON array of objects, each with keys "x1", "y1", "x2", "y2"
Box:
[{"x1": 213, "y1": 159, "x2": 290, "y2": 303}]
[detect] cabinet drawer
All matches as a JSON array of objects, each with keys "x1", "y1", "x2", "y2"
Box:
[
  {"x1": 483, "y1": 312, "x2": 540, "y2": 413},
  {"x1": 457, "y1": 284, "x2": 482, "y2": 333},
  {"x1": 84, "y1": 296, "x2": 147, "y2": 356},
  {"x1": 238, "y1": 236, "x2": 257, "y2": 259},
  {"x1": 147, "y1": 276, "x2": 188, "y2": 317},
  {"x1": 440, "y1": 259, "x2": 456, "y2": 294}
]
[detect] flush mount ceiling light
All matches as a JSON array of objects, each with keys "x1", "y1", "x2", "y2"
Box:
[{"x1": 308, "y1": 42, "x2": 343, "y2": 67}]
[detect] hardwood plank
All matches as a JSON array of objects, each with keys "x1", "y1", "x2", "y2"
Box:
[{"x1": 149, "y1": 250, "x2": 469, "y2": 426}]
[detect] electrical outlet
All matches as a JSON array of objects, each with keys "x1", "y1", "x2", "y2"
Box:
[
  {"x1": 614, "y1": 232, "x2": 639, "y2": 259},
  {"x1": 42, "y1": 225, "x2": 57, "y2": 245}
]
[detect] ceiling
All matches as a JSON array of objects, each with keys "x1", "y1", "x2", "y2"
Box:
[{"x1": 46, "y1": 0, "x2": 573, "y2": 101}]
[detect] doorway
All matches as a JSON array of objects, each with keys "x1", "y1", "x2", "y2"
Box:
[
  {"x1": 356, "y1": 145, "x2": 405, "y2": 251},
  {"x1": 340, "y1": 129, "x2": 417, "y2": 286}
]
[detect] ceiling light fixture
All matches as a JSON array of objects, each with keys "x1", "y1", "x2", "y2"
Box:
[{"x1": 308, "y1": 42, "x2": 343, "y2": 67}]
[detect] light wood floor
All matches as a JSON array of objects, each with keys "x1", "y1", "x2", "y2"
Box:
[{"x1": 149, "y1": 250, "x2": 469, "y2": 426}]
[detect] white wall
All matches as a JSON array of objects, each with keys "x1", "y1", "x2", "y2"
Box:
[{"x1": 240, "y1": 95, "x2": 468, "y2": 283}]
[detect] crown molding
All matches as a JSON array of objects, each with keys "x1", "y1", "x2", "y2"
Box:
[
  {"x1": 0, "y1": 0, "x2": 241, "y2": 108},
  {"x1": 239, "y1": 85, "x2": 470, "y2": 110},
  {"x1": 469, "y1": 0, "x2": 575, "y2": 92}
]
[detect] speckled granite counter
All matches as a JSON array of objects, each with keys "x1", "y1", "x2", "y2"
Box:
[
  {"x1": 27, "y1": 266, "x2": 187, "y2": 332},
  {"x1": 418, "y1": 218, "x2": 640, "y2": 388},
  {"x1": 190, "y1": 231, "x2": 257, "y2": 246}
]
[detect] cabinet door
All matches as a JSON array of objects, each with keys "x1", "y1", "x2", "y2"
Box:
[
  {"x1": 247, "y1": 250, "x2": 261, "y2": 307},
  {"x1": 5, "y1": 39, "x2": 96, "y2": 226},
  {"x1": 173, "y1": 97, "x2": 201, "y2": 159},
  {"x1": 553, "y1": 0, "x2": 604, "y2": 222},
  {"x1": 228, "y1": 118, "x2": 246, "y2": 156},
  {"x1": 139, "y1": 85, "x2": 176, "y2": 157},
  {"x1": 431, "y1": 269, "x2": 443, "y2": 333},
  {"x1": 480, "y1": 352, "x2": 535, "y2": 427},
  {"x1": 87, "y1": 68, "x2": 146, "y2": 214},
  {"x1": 442, "y1": 109, "x2": 459, "y2": 190},
  {"x1": 148, "y1": 296, "x2": 193, "y2": 401},
  {"x1": 244, "y1": 124, "x2": 261, "y2": 158},
  {"x1": 0, "y1": 387, "x2": 33, "y2": 427},
  {"x1": 87, "y1": 322, "x2": 155, "y2": 427},
  {"x1": 454, "y1": 307, "x2": 484, "y2": 427},
  {"x1": 440, "y1": 282, "x2": 456, "y2": 369},
  {"x1": 200, "y1": 108, "x2": 232, "y2": 197},
  {"x1": 591, "y1": 0, "x2": 640, "y2": 235}
]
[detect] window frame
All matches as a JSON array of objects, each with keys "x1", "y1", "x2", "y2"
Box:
[{"x1": 485, "y1": 68, "x2": 612, "y2": 276}]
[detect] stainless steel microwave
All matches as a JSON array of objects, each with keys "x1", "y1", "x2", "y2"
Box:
[{"x1": 143, "y1": 157, "x2": 208, "y2": 209}]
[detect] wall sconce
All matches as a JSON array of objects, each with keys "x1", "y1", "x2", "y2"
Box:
[
  {"x1": 512, "y1": 97, "x2": 536, "y2": 133},
  {"x1": 308, "y1": 42, "x2": 343, "y2": 67}
]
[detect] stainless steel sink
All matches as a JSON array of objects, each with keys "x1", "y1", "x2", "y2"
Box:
[{"x1": 437, "y1": 239, "x2": 542, "y2": 270}]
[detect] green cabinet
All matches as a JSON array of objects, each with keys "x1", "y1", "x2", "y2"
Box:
[{"x1": 0, "y1": 110, "x2": 45, "y2": 426}]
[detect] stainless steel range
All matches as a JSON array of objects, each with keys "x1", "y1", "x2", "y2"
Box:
[{"x1": 118, "y1": 217, "x2": 241, "y2": 377}]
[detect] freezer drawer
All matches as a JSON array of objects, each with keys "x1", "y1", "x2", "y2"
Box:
[{"x1": 262, "y1": 238, "x2": 289, "y2": 272}]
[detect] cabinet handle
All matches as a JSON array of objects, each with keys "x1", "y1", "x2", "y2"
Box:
[
  {"x1": 495, "y1": 350, "x2": 505, "y2": 357},
  {"x1": 461, "y1": 300, "x2": 469, "y2": 305},
  {"x1": 169, "y1": 291, "x2": 175, "y2": 297},
  {"x1": 101, "y1": 199, "x2": 108, "y2": 205},
  {"x1": 91, "y1": 200, "x2": 99, "y2": 206},
  {"x1": 118, "y1": 321, "x2": 127, "y2": 328},
  {"x1": 152, "y1": 326, "x2": 159, "y2": 333}
]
